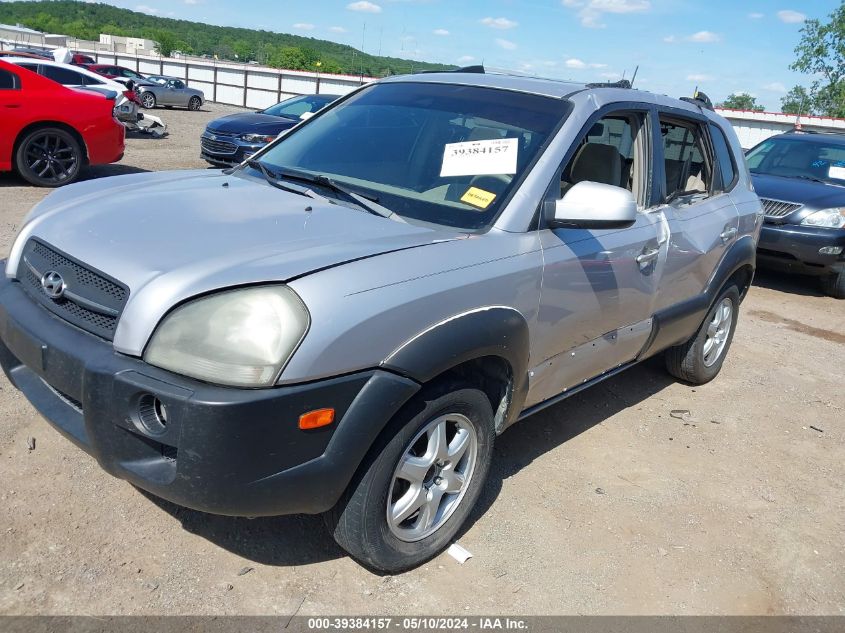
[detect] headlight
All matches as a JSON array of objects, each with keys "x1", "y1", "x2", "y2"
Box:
[
  {"x1": 240, "y1": 133, "x2": 276, "y2": 144},
  {"x1": 144, "y1": 286, "x2": 309, "y2": 387},
  {"x1": 800, "y1": 208, "x2": 845, "y2": 229}
]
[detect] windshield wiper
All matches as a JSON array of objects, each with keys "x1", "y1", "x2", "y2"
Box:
[
  {"x1": 245, "y1": 159, "x2": 327, "y2": 201},
  {"x1": 277, "y1": 170, "x2": 403, "y2": 221},
  {"x1": 794, "y1": 175, "x2": 828, "y2": 184}
]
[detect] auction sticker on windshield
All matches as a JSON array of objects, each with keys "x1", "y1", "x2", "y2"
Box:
[
  {"x1": 440, "y1": 138, "x2": 518, "y2": 177},
  {"x1": 460, "y1": 187, "x2": 497, "y2": 209},
  {"x1": 829, "y1": 165, "x2": 845, "y2": 180}
]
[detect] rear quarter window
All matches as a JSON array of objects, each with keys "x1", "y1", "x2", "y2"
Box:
[
  {"x1": 709, "y1": 123, "x2": 737, "y2": 191},
  {"x1": 0, "y1": 68, "x2": 20, "y2": 90}
]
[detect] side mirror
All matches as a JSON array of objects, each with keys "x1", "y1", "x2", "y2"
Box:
[{"x1": 548, "y1": 181, "x2": 637, "y2": 229}]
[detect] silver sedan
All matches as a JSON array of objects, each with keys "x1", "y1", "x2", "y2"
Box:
[{"x1": 136, "y1": 75, "x2": 204, "y2": 110}]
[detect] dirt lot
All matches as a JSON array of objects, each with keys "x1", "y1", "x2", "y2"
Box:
[{"x1": 0, "y1": 104, "x2": 843, "y2": 616}]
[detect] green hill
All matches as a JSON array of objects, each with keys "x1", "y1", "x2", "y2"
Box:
[{"x1": 0, "y1": 0, "x2": 453, "y2": 76}]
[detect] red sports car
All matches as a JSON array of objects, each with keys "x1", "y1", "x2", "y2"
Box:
[{"x1": 0, "y1": 59, "x2": 125, "y2": 187}]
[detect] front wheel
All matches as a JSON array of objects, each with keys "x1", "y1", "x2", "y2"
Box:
[
  {"x1": 140, "y1": 92, "x2": 156, "y2": 109},
  {"x1": 326, "y1": 382, "x2": 494, "y2": 573},
  {"x1": 820, "y1": 271, "x2": 845, "y2": 299},
  {"x1": 665, "y1": 285, "x2": 740, "y2": 384},
  {"x1": 188, "y1": 96, "x2": 202, "y2": 111}
]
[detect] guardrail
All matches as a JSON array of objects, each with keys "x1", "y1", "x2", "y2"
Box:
[{"x1": 0, "y1": 39, "x2": 374, "y2": 108}]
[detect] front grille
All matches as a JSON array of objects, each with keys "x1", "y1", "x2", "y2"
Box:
[
  {"x1": 760, "y1": 198, "x2": 803, "y2": 219},
  {"x1": 201, "y1": 135, "x2": 238, "y2": 155},
  {"x1": 205, "y1": 127, "x2": 235, "y2": 138},
  {"x1": 18, "y1": 239, "x2": 129, "y2": 340}
]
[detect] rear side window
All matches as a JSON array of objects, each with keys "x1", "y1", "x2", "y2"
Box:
[
  {"x1": 709, "y1": 124, "x2": 737, "y2": 191},
  {"x1": 82, "y1": 74, "x2": 104, "y2": 86},
  {"x1": 659, "y1": 116, "x2": 712, "y2": 200},
  {"x1": 0, "y1": 68, "x2": 20, "y2": 90},
  {"x1": 42, "y1": 65, "x2": 85, "y2": 85}
]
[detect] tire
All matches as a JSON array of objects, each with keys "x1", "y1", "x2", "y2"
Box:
[
  {"x1": 820, "y1": 272, "x2": 845, "y2": 299},
  {"x1": 188, "y1": 96, "x2": 201, "y2": 111},
  {"x1": 15, "y1": 127, "x2": 83, "y2": 187},
  {"x1": 665, "y1": 285, "x2": 740, "y2": 385},
  {"x1": 140, "y1": 92, "x2": 156, "y2": 109},
  {"x1": 326, "y1": 381, "x2": 494, "y2": 573}
]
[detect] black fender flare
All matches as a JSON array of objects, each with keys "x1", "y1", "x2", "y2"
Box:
[
  {"x1": 381, "y1": 306, "x2": 531, "y2": 427},
  {"x1": 640, "y1": 235, "x2": 756, "y2": 359}
]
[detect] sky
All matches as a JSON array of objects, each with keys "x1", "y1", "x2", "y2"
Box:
[{"x1": 76, "y1": 0, "x2": 843, "y2": 110}]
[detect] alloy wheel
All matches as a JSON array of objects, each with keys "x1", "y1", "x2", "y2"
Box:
[
  {"x1": 703, "y1": 297, "x2": 733, "y2": 367},
  {"x1": 387, "y1": 413, "x2": 478, "y2": 542},
  {"x1": 24, "y1": 133, "x2": 78, "y2": 184}
]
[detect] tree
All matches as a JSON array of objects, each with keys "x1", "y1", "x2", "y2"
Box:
[
  {"x1": 781, "y1": 85, "x2": 812, "y2": 115},
  {"x1": 717, "y1": 93, "x2": 765, "y2": 112},
  {"x1": 791, "y1": 2, "x2": 845, "y2": 118},
  {"x1": 152, "y1": 30, "x2": 177, "y2": 57}
]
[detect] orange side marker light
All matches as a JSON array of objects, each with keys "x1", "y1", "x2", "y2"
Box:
[{"x1": 299, "y1": 408, "x2": 335, "y2": 430}]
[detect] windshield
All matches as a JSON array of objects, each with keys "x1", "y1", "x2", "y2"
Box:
[
  {"x1": 262, "y1": 95, "x2": 336, "y2": 119},
  {"x1": 252, "y1": 82, "x2": 568, "y2": 230},
  {"x1": 746, "y1": 136, "x2": 845, "y2": 185}
]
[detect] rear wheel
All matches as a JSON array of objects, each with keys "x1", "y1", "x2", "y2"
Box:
[
  {"x1": 15, "y1": 127, "x2": 83, "y2": 187},
  {"x1": 326, "y1": 381, "x2": 494, "y2": 573},
  {"x1": 665, "y1": 285, "x2": 740, "y2": 384},
  {"x1": 140, "y1": 92, "x2": 156, "y2": 109},
  {"x1": 820, "y1": 271, "x2": 845, "y2": 299},
  {"x1": 188, "y1": 96, "x2": 202, "y2": 111}
]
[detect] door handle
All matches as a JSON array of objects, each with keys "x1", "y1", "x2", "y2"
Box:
[
  {"x1": 720, "y1": 227, "x2": 738, "y2": 243},
  {"x1": 636, "y1": 249, "x2": 660, "y2": 265},
  {"x1": 3, "y1": 104, "x2": 21, "y2": 108}
]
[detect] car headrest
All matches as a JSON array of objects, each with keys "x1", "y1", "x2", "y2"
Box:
[{"x1": 570, "y1": 143, "x2": 623, "y2": 187}]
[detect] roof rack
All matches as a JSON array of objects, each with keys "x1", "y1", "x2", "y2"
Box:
[
  {"x1": 421, "y1": 64, "x2": 485, "y2": 74},
  {"x1": 585, "y1": 79, "x2": 631, "y2": 89},
  {"x1": 680, "y1": 90, "x2": 714, "y2": 111}
]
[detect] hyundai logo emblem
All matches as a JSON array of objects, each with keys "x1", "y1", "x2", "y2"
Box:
[{"x1": 40, "y1": 270, "x2": 66, "y2": 299}]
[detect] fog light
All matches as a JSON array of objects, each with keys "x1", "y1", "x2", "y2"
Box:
[
  {"x1": 137, "y1": 394, "x2": 168, "y2": 435},
  {"x1": 819, "y1": 246, "x2": 843, "y2": 255}
]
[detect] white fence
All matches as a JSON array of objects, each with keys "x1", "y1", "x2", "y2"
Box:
[
  {"x1": 716, "y1": 108, "x2": 845, "y2": 149},
  {"x1": 0, "y1": 40, "x2": 374, "y2": 108}
]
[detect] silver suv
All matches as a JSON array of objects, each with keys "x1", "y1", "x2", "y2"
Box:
[{"x1": 0, "y1": 70, "x2": 761, "y2": 572}]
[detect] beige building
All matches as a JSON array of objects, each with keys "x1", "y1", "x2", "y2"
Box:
[{"x1": 99, "y1": 33, "x2": 156, "y2": 54}]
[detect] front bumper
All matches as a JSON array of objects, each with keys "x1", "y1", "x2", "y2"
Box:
[
  {"x1": 0, "y1": 276, "x2": 419, "y2": 516},
  {"x1": 757, "y1": 222, "x2": 845, "y2": 276}
]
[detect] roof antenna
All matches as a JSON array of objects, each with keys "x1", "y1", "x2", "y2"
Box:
[{"x1": 630, "y1": 65, "x2": 639, "y2": 88}]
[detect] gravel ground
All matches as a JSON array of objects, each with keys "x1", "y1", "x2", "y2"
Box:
[{"x1": 0, "y1": 104, "x2": 843, "y2": 616}]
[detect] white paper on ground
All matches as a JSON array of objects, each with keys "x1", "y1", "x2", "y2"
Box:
[
  {"x1": 829, "y1": 165, "x2": 845, "y2": 180},
  {"x1": 447, "y1": 543, "x2": 473, "y2": 564},
  {"x1": 440, "y1": 138, "x2": 518, "y2": 177}
]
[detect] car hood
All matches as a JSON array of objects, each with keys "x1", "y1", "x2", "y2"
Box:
[
  {"x1": 752, "y1": 173, "x2": 845, "y2": 211},
  {"x1": 207, "y1": 112, "x2": 299, "y2": 134},
  {"x1": 8, "y1": 169, "x2": 462, "y2": 355}
]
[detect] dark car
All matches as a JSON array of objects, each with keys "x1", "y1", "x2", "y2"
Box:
[
  {"x1": 201, "y1": 93, "x2": 340, "y2": 166},
  {"x1": 747, "y1": 131, "x2": 845, "y2": 298},
  {"x1": 8, "y1": 47, "x2": 52, "y2": 59}
]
